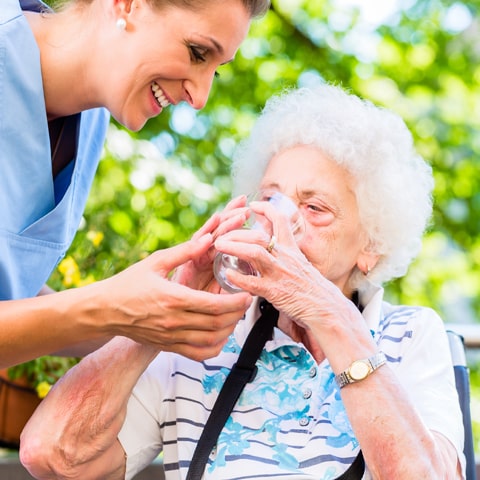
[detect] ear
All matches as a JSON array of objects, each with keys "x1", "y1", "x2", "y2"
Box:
[
  {"x1": 112, "y1": 0, "x2": 135, "y2": 16},
  {"x1": 356, "y1": 243, "x2": 380, "y2": 276}
]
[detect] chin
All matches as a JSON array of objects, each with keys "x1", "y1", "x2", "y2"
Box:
[
  {"x1": 128, "y1": 124, "x2": 145, "y2": 133},
  {"x1": 114, "y1": 113, "x2": 147, "y2": 132},
  {"x1": 125, "y1": 119, "x2": 147, "y2": 132}
]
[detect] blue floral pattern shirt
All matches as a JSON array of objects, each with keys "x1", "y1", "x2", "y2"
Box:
[{"x1": 119, "y1": 284, "x2": 465, "y2": 479}]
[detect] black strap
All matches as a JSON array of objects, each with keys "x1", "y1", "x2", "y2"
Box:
[
  {"x1": 186, "y1": 299, "x2": 365, "y2": 480},
  {"x1": 336, "y1": 450, "x2": 365, "y2": 479},
  {"x1": 186, "y1": 300, "x2": 278, "y2": 480}
]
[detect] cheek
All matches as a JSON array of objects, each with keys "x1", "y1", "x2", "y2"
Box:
[{"x1": 298, "y1": 229, "x2": 333, "y2": 267}]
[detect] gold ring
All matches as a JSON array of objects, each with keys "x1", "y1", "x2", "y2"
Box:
[{"x1": 266, "y1": 235, "x2": 276, "y2": 253}]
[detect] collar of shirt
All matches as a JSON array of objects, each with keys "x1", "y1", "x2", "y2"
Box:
[{"x1": 234, "y1": 280, "x2": 385, "y2": 353}]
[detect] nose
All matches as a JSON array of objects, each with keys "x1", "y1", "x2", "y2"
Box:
[{"x1": 182, "y1": 70, "x2": 216, "y2": 110}]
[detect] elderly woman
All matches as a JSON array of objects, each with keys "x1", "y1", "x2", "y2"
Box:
[{"x1": 20, "y1": 84, "x2": 464, "y2": 479}]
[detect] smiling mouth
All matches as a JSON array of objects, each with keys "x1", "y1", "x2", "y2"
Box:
[{"x1": 151, "y1": 82, "x2": 171, "y2": 108}]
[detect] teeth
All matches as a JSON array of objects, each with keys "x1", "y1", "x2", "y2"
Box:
[{"x1": 151, "y1": 82, "x2": 170, "y2": 108}]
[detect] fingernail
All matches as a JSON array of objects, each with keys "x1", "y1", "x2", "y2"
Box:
[{"x1": 198, "y1": 233, "x2": 213, "y2": 243}]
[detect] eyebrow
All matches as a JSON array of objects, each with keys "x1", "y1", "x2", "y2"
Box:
[
  {"x1": 261, "y1": 182, "x2": 333, "y2": 202},
  {"x1": 197, "y1": 35, "x2": 235, "y2": 65},
  {"x1": 261, "y1": 182, "x2": 317, "y2": 197},
  {"x1": 297, "y1": 189, "x2": 324, "y2": 200},
  {"x1": 198, "y1": 35, "x2": 224, "y2": 56}
]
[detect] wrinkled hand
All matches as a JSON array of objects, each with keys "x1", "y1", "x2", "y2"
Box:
[
  {"x1": 173, "y1": 195, "x2": 249, "y2": 292},
  {"x1": 213, "y1": 200, "x2": 364, "y2": 360},
  {"x1": 94, "y1": 231, "x2": 252, "y2": 361},
  {"x1": 213, "y1": 199, "x2": 317, "y2": 306}
]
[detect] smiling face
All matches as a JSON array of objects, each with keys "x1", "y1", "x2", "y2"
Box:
[
  {"x1": 106, "y1": 0, "x2": 251, "y2": 131},
  {"x1": 259, "y1": 145, "x2": 379, "y2": 294}
]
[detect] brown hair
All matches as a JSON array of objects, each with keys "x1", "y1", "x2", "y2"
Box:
[
  {"x1": 52, "y1": 0, "x2": 270, "y2": 18},
  {"x1": 150, "y1": 0, "x2": 271, "y2": 18}
]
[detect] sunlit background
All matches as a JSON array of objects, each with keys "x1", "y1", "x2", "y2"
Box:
[{"x1": 17, "y1": 0, "x2": 480, "y2": 455}]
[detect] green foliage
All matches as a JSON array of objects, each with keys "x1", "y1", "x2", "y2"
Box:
[
  {"x1": 7, "y1": 356, "x2": 78, "y2": 389},
  {"x1": 28, "y1": 0, "x2": 480, "y2": 451},
  {"x1": 7, "y1": 356, "x2": 79, "y2": 398},
  {"x1": 469, "y1": 361, "x2": 480, "y2": 454}
]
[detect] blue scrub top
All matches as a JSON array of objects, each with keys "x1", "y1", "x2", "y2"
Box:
[{"x1": 0, "y1": 0, "x2": 110, "y2": 300}]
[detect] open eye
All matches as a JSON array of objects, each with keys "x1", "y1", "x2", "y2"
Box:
[
  {"x1": 302, "y1": 201, "x2": 335, "y2": 226},
  {"x1": 306, "y1": 203, "x2": 324, "y2": 212}
]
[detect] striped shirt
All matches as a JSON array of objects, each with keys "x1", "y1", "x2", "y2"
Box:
[{"x1": 119, "y1": 284, "x2": 465, "y2": 479}]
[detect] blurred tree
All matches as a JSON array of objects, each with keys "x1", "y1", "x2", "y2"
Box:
[
  {"x1": 43, "y1": 0, "x2": 480, "y2": 448},
  {"x1": 50, "y1": 0, "x2": 480, "y2": 323},
  {"x1": 43, "y1": 0, "x2": 480, "y2": 450}
]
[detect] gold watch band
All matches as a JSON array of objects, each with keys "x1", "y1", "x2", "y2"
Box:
[{"x1": 335, "y1": 352, "x2": 387, "y2": 389}]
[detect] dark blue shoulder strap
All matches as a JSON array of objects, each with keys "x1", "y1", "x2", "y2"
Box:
[{"x1": 20, "y1": 0, "x2": 51, "y2": 13}]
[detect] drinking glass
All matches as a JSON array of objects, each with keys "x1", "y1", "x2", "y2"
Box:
[{"x1": 213, "y1": 190, "x2": 304, "y2": 293}]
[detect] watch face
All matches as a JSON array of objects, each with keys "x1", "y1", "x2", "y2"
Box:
[{"x1": 349, "y1": 360, "x2": 370, "y2": 381}]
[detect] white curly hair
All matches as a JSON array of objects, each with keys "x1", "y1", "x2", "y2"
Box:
[{"x1": 231, "y1": 83, "x2": 434, "y2": 292}]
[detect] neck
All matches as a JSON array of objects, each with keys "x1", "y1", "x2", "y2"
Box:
[{"x1": 23, "y1": 9, "x2": 100, "y2": 119}]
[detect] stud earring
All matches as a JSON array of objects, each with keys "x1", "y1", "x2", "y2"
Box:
[{"x1": 116, "y1": 18, "x2": 127, "y2": 30}]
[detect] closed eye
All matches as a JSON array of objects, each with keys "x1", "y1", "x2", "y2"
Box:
[
  {"x1": 189, "y1": 45, "x2": 220, "y2": 78},
  {"x1": 189, "y1": 44, "x2": 208, "y2": 63}
]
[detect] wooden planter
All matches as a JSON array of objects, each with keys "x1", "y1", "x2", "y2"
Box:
[{"x1": 0, "y1": 370, "x2": 41, "y2": 449}]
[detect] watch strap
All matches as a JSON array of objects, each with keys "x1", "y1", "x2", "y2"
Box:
[{"x1": 335, "y1": 352, "x2": 386, "y2": 389}]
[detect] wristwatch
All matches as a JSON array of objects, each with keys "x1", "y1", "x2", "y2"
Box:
[{"x1": 335, "y1": 352, "x2": 387, "y2": 389}]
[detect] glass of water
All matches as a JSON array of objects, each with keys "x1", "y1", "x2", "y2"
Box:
[{"x1": 213, "y1": 190, "x2": 304, "y2": 293}]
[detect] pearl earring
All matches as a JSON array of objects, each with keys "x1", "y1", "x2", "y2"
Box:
[{"x1": 116, "y1": 18, "x2": 127, "y2": 30}]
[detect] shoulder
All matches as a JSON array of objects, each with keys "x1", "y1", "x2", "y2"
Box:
[
  {"x1": 1, "y1": 0, "x2": 21, "y2": 25},
  {"x1": 377, "y1": 301, "x2": 447, "y2": 362},
  {"x1": 380, "y1": 301, "x2": 443, "y2": 331},
  {"x1": 1, "y1": 0, "x2": 50, "y2": 25}
]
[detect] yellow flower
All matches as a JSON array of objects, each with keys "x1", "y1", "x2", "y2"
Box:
[
  {"x1": 36, "y1": 381, "x2": 52, "y2": 399},
  {"x1": 87, "y1": 230, "x2": 104, "y2": 247},
  {"x1": 78, "y1": 274, "x2": 96, "y2": 287},
  {"x1": 58, "y1": 256, "x2": 80, "y2": 287}
]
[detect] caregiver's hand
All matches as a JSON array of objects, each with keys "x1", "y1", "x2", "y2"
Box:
[
  {"x1": 88, "y1": 232, "x2": 252, "y2": 361},
  {"x1": 173, "y1": 195, "x2": 250, "y2": 293}
]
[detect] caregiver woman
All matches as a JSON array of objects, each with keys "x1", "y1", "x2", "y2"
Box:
[{"x1": 0, "y1": 0, "x2": 269, "y2": 368}]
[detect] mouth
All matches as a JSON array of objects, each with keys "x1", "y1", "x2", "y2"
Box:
[{"x1": 151, "y1": 82, "x2": 171, "y2": 109}]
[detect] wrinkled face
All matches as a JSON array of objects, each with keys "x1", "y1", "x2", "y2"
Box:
[
  {"x1": 106, "y1": 0, "x2": 251, "y2": 131},
  {"x1": 260, "y1": 145, "x2": 376, "y2": 293}
]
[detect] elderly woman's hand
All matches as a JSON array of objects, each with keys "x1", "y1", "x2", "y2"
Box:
[
  {"x1": 214, "y1": 199, "x2": 371, "y2": 360},
  {"x1": 213, "y1": 198, "x2": 318, "y2": 300}
]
